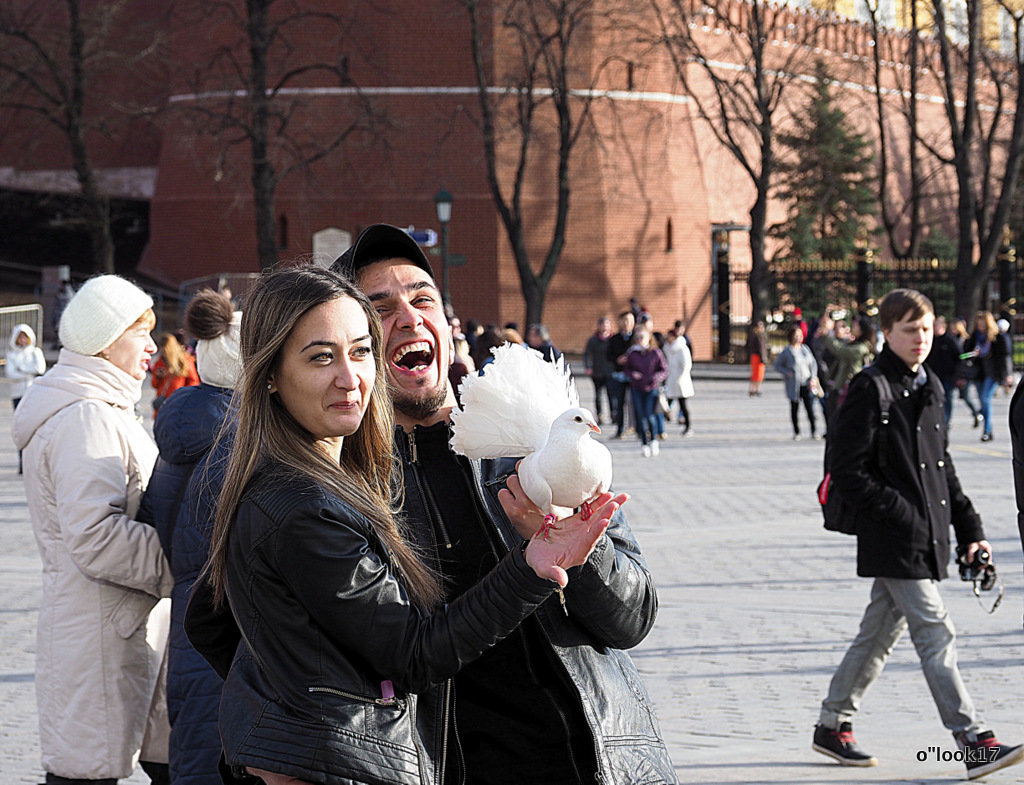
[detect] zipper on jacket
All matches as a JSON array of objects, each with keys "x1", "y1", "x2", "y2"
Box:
[
  {"x1": 533, "y1": 611, "x2": 607, "y2": 781},
  {"x1": 405, "y1": 427, "x2": 454, "y2": 550},
  {"x1": 307, "y1": 685, "x2": 404, "y2": 707},
  {"x1": 436, "y1": 677, "x2": 463, "y2": 785},
  {"x1": 513, "y1": 613, "x2": 588, "y2": 782},
  {"x1": 476, "y1": 461, "x2": 603, "y2": 781},
  {"x1": 406, "y1": 428, "x2": 419, "y2": 465},
  {"x1": 408, "y1": 689, "x2": 429, "y2": 785}
]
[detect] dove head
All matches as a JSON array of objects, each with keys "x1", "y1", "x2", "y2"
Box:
[{"x1": 552, "y1": 407, "x2": 601, "y2": 439}]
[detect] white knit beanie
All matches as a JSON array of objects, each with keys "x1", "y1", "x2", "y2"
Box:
[
  {"x1": 195, "y1": 311, "x2": 243, "y2": 389},
  {"x1": 59, "y1": 275, "x2": 154, "y2": 355}
]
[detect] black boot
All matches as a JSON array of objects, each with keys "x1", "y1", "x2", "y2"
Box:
[
  {"x1": 812, "y1": 723, "x2": 877, "y2": 767},
  {"x1": 140, "y1": 761, "x2": 170, "y2": 785},
  {"x1": 45, "y1": 774, "x2": 116, "y2": 785}
]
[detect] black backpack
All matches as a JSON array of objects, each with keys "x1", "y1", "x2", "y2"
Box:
[{"x1": 816, "y1": 365, "x2": 895, "y2": 534}]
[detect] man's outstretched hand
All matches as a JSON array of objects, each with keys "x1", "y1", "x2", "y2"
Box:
[
  {"x1": 499, "y1": 472, "x2": 573, "y2": 539},
  {"x1": 520, "y1": 492, "x2": 628, "y2": 587}
]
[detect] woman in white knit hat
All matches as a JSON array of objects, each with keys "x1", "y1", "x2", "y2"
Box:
[
  {"x1": 6, "y1": 322, "x2": 46, "y2": 473},
  {"x1": 12, "y1": 275, "x2": 173, "y2": 785}
]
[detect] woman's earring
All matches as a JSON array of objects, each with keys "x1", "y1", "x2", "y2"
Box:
[{"x1": 266, "y1": 382, "x2": 273, "y2": 391}]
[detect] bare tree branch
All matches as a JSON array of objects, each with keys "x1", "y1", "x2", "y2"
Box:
[
  {"x1": 929, "y1": 0, "x2": 1024, "y2": 315},
  {"x1": 0, "y1": 0, "x2": 164, "y2": 273},
  {"x1": 175, "y1": 0, "x2": 381, "y2": 269},
  {"x1": 459, "y1": 0, "x2": 613, "y2": 327},
  {"x1": 650, "y1": 0, "x2": 829, "y2": 321}
]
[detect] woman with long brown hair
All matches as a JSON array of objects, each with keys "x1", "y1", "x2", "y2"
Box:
[
  {"x1": 963, "y1": 310, "x2": 1013, "y2": 441},
  {"x1": 186, "y1": 266, "x2": 623, "y2": 785}
]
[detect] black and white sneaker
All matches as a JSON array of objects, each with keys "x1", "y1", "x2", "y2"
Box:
[
  {"x1": 956, "y1": 730, "x2": 1024, "y2": 780},
  {"x1": 813, "y1": 723, "x2": 878, "y2": 767}
]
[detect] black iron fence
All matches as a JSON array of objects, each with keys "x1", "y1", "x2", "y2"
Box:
[{"x1": 715, "y1": 252, "x2": 1024, "y2": 367}]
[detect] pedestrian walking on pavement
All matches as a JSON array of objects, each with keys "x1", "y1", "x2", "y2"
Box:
[
  {"x1": 951, "y1": 317, "x2": 985, "y2": 429},
  {"x1": 773, "y1": 325, "x2": 819, "y2": 440},
  {"x1": 663, "y1": 325, "x2": 694, "y2": 435},
  {"x1": 813, "y1": 288, "x2": 1024, "y2": 781},
  {"x1": 607, "y1": 310, "x2": 635, "y2": 438},
  {"x1": 11, "y1": 275, "x2": 173, "y2": 785},
  {"x1": 821, "y1": 315, "x2": 876, "y2": 423},
  {"x1": 583, "y1": 316, "x2": 615, "y2": 425},
  {"x1": 962, "y1": 310, "x2": 1013, "y2": 442},
  {"x1": 625, "y1": 323, "x2": 668, "y2": 457},
  {"x1": 926, "y1": 315, "x2": 964, "y2": 426},
  {"x1": 6, "y1": 322, "x2": 46, "y2": 473},
  {"x1": 746, "y1": 321, "x2": 767, "y2": 395}
]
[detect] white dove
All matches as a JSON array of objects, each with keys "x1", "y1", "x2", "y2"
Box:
[{"x1": 450, "y1": 342, "x2": 613, "y2": 531}]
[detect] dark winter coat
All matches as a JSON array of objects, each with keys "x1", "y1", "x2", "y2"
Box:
[
  {"x1": 925, "y1": 331, "x2": 961, "y2": 383},
  {"x1": 1009, "y1": 382, "x2": 1024, "y2": 573},
  {"x1": 963, "y1": 331, "x2": 1012, "y2": 382},
  {"x1": 607, "y1": 331, "x2": 632, "y2": 367},
  {"x1": 624, "y1": 345, "x2": 668, "y2": 392},
  {"x1": 142, "y1": 383, "x2": 233, "y2": 785},
  {"x1": 583, "y1": 333, "x2": 615, "y2": 379},
  {"x1": 829, "y1": 346, "x2": 984, "y2": 579}
]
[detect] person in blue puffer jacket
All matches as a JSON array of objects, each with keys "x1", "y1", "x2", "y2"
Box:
[{"x1": 140, "y1": 290, "x2": 241, "y2": 785}]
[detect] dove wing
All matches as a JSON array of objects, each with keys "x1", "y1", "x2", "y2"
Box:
[
  {"x1": 450, "y1": 343, "x2": 579, "y2": 459},
  {"x1": 529, "y1": 427, "x2": 614, "y2": 510},
  {"x1": 517, "y1": 451, "x2": 554, "y2": 513}
]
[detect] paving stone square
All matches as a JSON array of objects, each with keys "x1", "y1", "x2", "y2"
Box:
[{"x1": 2, "y1": 368, "x2": 1023, "y2": 783}]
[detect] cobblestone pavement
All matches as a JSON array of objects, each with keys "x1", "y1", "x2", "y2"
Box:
[{"x1": 2, "y1": 371, "x2": 1023, "y2": 784}]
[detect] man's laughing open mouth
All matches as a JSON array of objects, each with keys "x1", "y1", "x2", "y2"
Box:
[{"x1": 391, "y1": 340, "x2": 435, "y2": 374}]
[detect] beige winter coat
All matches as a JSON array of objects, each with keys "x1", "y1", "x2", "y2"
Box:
[
  {"x1": 12, "y1": 350, "x2": 173, "y2": 780},
  {"x1": 663, "y1": 335, "x2": 694, "y2": 399}
]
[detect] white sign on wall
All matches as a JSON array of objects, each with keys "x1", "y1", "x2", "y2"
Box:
[{"x1": 312, "y1": 228, "x2": 352, "y2": 268}]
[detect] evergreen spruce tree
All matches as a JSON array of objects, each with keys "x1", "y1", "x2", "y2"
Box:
[{"x1": 771, "y1": 61, "x2": 876, "y2": 261}]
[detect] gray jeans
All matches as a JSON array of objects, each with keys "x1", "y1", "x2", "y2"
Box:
[{"x1": 820, "y1": 577, "x2": 983, "y2": 735}]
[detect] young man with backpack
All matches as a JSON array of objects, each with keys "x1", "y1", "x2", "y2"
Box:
[{"x1": 813, "y1": 288, "x2": 1024, "y2": 780}]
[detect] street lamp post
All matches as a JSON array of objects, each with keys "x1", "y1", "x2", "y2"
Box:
[{"x1": 434, "y1": 188, "x2": 453, "y2": 307}]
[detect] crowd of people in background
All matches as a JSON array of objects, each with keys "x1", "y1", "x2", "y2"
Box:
[
  {"x1": 9, "y1": 242, "x2": 1024, "y2": 784},
  {"x1": 750, "y1": 303, "x2": 1016, "y2": 446},
  {"x1": 448, "y1": 299, "x2": 696, "y2": 460}
]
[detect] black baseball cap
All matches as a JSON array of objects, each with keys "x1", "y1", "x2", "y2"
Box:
[{"x1": 331, "y1": 223, "x2": 435, "y2": 281}]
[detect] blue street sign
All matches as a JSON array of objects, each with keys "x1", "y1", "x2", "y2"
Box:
[{"x1": 405, "y1": 227, "x2": 439, "y2": 247}]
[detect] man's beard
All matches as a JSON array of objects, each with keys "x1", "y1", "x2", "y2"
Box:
[{"x1": 392, "y1": 382, "x2": 450, "y2": 422}]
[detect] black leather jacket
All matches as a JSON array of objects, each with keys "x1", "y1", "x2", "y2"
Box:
[
  {"x1": 396, "y1": 426, "x2": 677, "y2": 785},
  {"x1": 186, "y1": 462, "x2": 560, "y2": 785}
]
